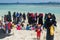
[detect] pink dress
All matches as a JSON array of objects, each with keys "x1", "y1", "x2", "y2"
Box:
[{"x1": 17, "y1": 25, "x2": 21, "y2": 30}]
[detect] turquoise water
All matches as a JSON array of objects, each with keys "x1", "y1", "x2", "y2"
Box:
[{"x1": 0, "y1": 4, "x2": 60, "y2": 16}]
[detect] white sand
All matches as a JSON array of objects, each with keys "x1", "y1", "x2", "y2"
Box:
[{"x1": 0, "y1": 15, "x2": 60, "y2": 40}]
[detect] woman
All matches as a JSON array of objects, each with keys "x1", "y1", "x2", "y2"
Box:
[
  {"x1": 19, "y1": 13, "x2": 22, "y2": 23},
  {"x1": 38, "y1": 13, "x2": 43, "y2": 25},
  {"x1": 16, "y1": 12, "x2": 20, "y2": 24},
  {"x1": 23, "y1": 13, "x2": 26, "y2": 22},
  {"x1": 8, "y1": 11, "x2": 12, "y2": 22},
  {"x1": 13, "y1": 12, "x2": 16, "y2": 24},
  {"x1": 44, "y1": 13, "x2": 56, "y2": 40}
]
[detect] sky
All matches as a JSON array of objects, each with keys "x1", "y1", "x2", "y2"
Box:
[{"x1": 0, "y1": 0, "x2": 60, "y2": 3}]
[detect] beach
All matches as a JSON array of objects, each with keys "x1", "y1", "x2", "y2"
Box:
[
  {"x1": 0, "y1": 4, "x2": 60, "y2": 40},
  {"x1": 0, "y1": 17, "x2": 60, "y2": 40}
]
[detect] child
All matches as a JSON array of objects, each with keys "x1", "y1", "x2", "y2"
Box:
[
  {"x1": 26, "y1": 24, "x2": 30, "y2": 30},
  {"x1": 30, "y1": 25, "x2": 35, "y2": 30},
  {"x1": 21, "y1": 24, "x2": 25, "y2": 30},
  {"x1": 16, "y1": 24, "x2": 21, "y2": 30},
  {"x1": 36, "y1": 24, "x2": 42, "y2": 40},
  {"x1": 12, "y1": 23, "x2": 15, "y2": 29}
]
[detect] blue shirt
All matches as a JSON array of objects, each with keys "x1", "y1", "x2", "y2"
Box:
[{"x1": 26, "y1": 26, "x2": 30, "y2": 30}]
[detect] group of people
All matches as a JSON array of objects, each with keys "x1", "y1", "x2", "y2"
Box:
[
  {"x1": 13, "y1": 12, "x2": 26, "y2": 24},
  {"x1": 0, "y1": 11, "x2": 57, "y2": 40},
  {"x1": 27, "y1": 12, "x2": 57, "y2": 40},
  {"x1": 27, "y1": 13, "x2": 43, "y2": 25},
  {"x1": 0, "y1": 11, "x2": 12, "y2": 34}
]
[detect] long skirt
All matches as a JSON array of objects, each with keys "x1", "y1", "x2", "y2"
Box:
[{"x1": 46, "y1": 30, "x2": 54, "y2": 40}]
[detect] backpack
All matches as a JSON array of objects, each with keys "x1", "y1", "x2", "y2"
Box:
[{"x1": 50, "y1": 25, "x2": 54, "y2": 36}]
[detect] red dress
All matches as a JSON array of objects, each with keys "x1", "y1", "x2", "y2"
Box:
[
  {"x1": 36, "y1": 28, "x2": 41, "y2": 38},
  {"x1": 8, "y1": 22, "x2": 12, "y2": 30}
]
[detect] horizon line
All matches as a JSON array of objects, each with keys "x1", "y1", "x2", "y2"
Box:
[
  {"x1": 0, "y1": 2, "x2": 60, "y2": 5},
  {"x1": 0, "y1": 2, "x2": 60, "y2": 3}
]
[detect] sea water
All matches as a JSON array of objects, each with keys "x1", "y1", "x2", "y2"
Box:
[{"x1": 0, "y1": 4, "x2": 60, "y2": 16}]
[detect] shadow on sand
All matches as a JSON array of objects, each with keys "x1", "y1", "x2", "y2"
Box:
[{"x1": 0, "y1": 29, "x2": 13, "y2": 39}]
